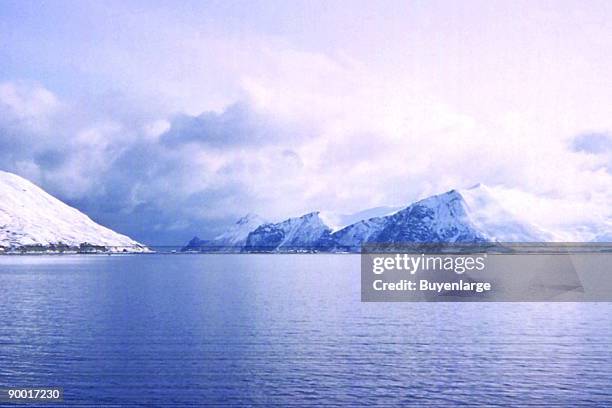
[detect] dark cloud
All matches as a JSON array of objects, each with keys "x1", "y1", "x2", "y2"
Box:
[
  {"x1": 60, "y1": 139, "x2": 244, "y2": 245},
  {"x1": 572, "y1": 132, "x2": 612, "y2": 154},
  {"x1": 160, "y1": 102, "x2": 285, "y2": 147},
  {"x1": 34, "y1": 149, "x2": 67, "y2": 170},
  {"x1": 1, "y1": 87, "x2": 310, "y2": 245}
]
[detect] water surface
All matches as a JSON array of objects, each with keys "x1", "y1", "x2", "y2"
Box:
[{"x1": 0, "y1": 255, "x2": 611, "y2": 406}]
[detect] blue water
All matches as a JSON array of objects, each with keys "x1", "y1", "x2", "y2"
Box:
[{"x1": 0, "y1": 254, "x2": 611, "y2": 406}]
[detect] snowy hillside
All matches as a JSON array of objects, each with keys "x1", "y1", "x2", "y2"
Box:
[
  {"x1": 244, "y1": 212, "x2": 333, "y2": 252},
  {"x1": 183, "y1": 213, "x2": 266, "y2": 252},
  {"x1": 331, "y1": 189, "x2": 488, "y2": 251},
  {"x1": 319, "y1": 206, "x2": 401, "y2": 232},
  {"x1": 330, "y1": 217, "x2": 390, "y2": 252},
  {"x1": 182, "y1": 183, "x2": 609, "y2": 253},
  {"x1": 331, "y1": 185, "x2": 553, "y2": 251},
  {"x1": 0, "y1": 171, "x2": 148, "y2": 253},
  {"x1": 213, "y1": 213, "x2": 266, "y2": 247}
]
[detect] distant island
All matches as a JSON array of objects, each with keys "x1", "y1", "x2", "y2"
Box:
[{"x1": 183, "y1": 184, "x2": 610, "y2": 253}]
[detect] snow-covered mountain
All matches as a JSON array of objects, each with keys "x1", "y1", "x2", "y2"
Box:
[
  {"x1": 330, "y1": 184, "x2": 551, "y2": 251},
  {"x1": 0, "y1": 171, "x2": 148, "y2": 253},
  {"x1": 182, "y1": 213, "x2": 266, "y2": 252},
  {"x1": 181, "y1": 183, "x2": 609, "y2": 253},
  {"x1": 319, "y1": 206, "x2": 401, "y2": 232},
  {"x1": 243, "y1": 212, "x2": 333, "y2": 252},
  {"x1": 331, "y1": 188, "x2": 486, "y2": 251}
]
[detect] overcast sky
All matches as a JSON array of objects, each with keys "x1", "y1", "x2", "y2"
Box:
[{"x1": 1, "y1": 0, "x2": 611, "y2": 244}]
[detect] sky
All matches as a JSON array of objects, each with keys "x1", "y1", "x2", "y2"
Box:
[{"x1": 1, "y1": 0, "x2": 611, "y2": 244}]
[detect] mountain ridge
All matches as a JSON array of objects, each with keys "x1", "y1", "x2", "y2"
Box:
[
  {"x1": 244, "y1": 211, "x2": 333, "y2": 252},
  {"x1": 182, "y1": 183, "x2": 605, "y2": 253}
]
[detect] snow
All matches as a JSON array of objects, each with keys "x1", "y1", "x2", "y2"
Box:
[
  {"x1": 413, "y1": 189, "x2": 478, "y2": 241},
  {"x1": 320, "y1": 185, "x2": 572, "y2": 250},
  {"x1": 189, "y1": 183, "x2": 612, "y2": 252},
  {"x1": 319, "y1": 206, "x2": 401, "y2": 232},
  {"x1": 458, "y1": 184, "x2": 554, "y2": 242},
  {"x1": 244, "y1": 211, "x2": 333, "y2": 251},
  {"x1": 212, "y1": 213, "x2": 266, "y2": 246},
  {"x1": 276, "y1": 212, "x2": 330, "y2": 248},
  {"x1": 332, "y1": 217, "x2": 388, "y2": 249},
  {"x1": 0, "y1": 171, "x2": 148, "y2": 252}
]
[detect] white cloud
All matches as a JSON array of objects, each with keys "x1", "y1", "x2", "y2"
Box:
[
  {"x1": 143, "y1": 120, "x2": 171, "y2": 140},
  {"x1": 1, "y1": 8, "x2": 612, "y2": 243},
  {"x1": 0, "y1": 82, "x2": 62, "y2": 139},
  {"x1": 0, "y1": 81, "x2": 60, "y2": 120},
  {"x1": 222, "y1": 44, "x2": 612, "y2": 224}
]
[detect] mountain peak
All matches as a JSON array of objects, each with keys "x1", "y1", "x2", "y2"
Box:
[
  {"x1": 236, "y1": 213, "x2": 264, "y2": 225},
  {"x1": 183, "y1": 183, "x2": 594, "y2": 252},
  {"x1": 414, "y1": 189, "x2": 464, "y2": 210},
  {"x1": 244, "y1": 211, "x2": 332, "y2": 252}
]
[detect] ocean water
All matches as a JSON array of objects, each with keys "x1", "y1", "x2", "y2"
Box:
[{"x1": 0, "y1": 254, "x2": 611, "y2": 406}]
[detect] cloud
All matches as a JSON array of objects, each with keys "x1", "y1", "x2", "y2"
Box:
[
  {"x1": 0, "y1": 81, "x2": 315, "y2": 242},
  {"x1": 0, "y1": 82, "x2": 63, "y2": 183},
  {"x1": 1, "y1": 17, "x2": 612, "y2": 246},
  {"x1": 572, "y1": 132, "x2": 612, "y2": 154},
  {"x1": 160, "y1": 102, "x2": 301, "y2": 147},
  {"x1": 0, "y1": 81, "x2": 60, "y2": 123}
]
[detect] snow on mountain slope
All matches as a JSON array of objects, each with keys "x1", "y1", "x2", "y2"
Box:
[
  {"x1": 330, "y1": 185, "x2": 553, "y2": 251},
  {"x1": 244, "y1": 212, "x2": 333, "y2": 252},
  {"x1": 182, "y1": 183, "x2": 610, "y2": 253},
  {"x1": 0, "y1": 171, "x2": 148, "y2": 252},
  {"x1": 182, "y1": 213, "x2": 266, "y2": 252},
  {"x1": 330, "y1": 216, "x2": 389, "y2": 251},
  {"x1": 184, "y1": 208, "x2": 400, "y2": 252},
  {"x1": 213, "y1": 213, "x2": 266, "y2": 246},
  {"x1": 319, "y1": 206, "x2": 401, "y2": 232},
  {"x1": 332, "y1": 189, "x2": 487, "y2": 250}
]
